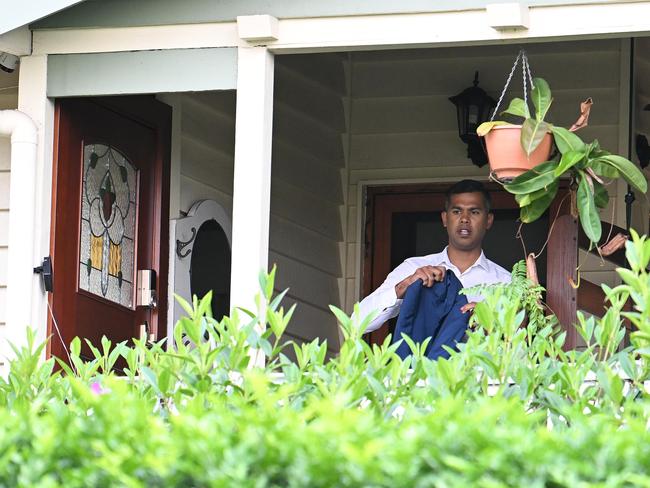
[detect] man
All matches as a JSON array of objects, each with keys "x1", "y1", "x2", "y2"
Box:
[{"x1": 358, "y1": 179, "x2": 511, "y2": 340}]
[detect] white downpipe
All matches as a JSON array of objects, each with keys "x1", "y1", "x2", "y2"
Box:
[{"x1": 0, "y1": 110, "x2": 38, "y2": 349}]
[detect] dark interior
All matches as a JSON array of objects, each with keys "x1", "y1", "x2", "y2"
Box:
[
  {"x1": 390, "y1": 209, "x2": 549, "y2": 287},
  {"x1": 190, "y1": 220, "x2": 232, "y2": 321}
]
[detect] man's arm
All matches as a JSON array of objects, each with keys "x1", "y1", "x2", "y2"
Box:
[{"x1": 357, "y1": 263, "x2": 446, "y2": 334}]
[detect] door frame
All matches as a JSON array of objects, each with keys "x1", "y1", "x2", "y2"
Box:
[
  {"x1": 360, "y1": 181, "x2": 574, "y2": 345},
  {"x1": 361, "y1": 181, "x2": 525, "y2": 344},
  {"x1": 48, "y1": 95, "x2": 171, "y2": 359}
]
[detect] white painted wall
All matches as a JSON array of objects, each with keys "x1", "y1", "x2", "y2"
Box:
[
  {"x1": 343, "y1": 39, "x2": 628, "y2": 311},
  {"x1": 0, "y1": 69, "x2": 19, "y2": 328},
  {"x1": 269, "y1": 53, "x2": 346, "y2": 352}
]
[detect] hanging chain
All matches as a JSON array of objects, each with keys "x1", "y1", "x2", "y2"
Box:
[
  {"x1": 490, "y1": 49, "x2": 535, "y2": 121},
  {"x1": 524, "y1": 52, "x2": 534, "y2": 88},
  {"x1": 491, "y1": 50, "x2": 522, "y2": 120},
  {"x1": 522, "y1": 52, "x2": 535, "y2": 110},
  {"x1": 522, "y1": 53, "x2": 528, "y2": 109}
]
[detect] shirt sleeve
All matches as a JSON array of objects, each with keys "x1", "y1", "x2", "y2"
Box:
[{"x1": 355, "y1": 260, "x2": 417, "y2": 334}]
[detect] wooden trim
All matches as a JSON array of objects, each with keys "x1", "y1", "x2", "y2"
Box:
[
  {"x1": 546, "y1": 192, "x2": 578, "y2": 350},
  {"x1": 47, "y1": 49, "x2": 238, "y2": 97},
  {"x1": 30, "y1": 3, "x2": 650, "y2": 56},
  {"x1": 577, "y1": 279, "x2": 607, "y2": 317},
  {"x1": 47, "y1": 102, "x2": 63, "y2": 361}
]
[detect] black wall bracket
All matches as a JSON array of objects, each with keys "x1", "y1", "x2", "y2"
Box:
[{"x1": 34, "y1": 256, "x2": 53, "y2": 292}]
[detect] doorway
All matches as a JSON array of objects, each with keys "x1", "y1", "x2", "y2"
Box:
[
  {"x1": 49, "y1": 96, "x2": 171, "y2": 362},
  {"x1": 362, "y1": 183, "x2": 550, "y2": 344}
]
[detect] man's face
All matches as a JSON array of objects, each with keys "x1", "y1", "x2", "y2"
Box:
[{"x1": 441, "y1": 192, "x2": 493, "y2": 252}]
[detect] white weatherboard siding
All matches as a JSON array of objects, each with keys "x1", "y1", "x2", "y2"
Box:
[
  {"x1": 174, "y1": 53, "x2": 346, "y2": 352},
  {"x1": 0, "y1": 69, "x2": 19, "y2": 328},
  {"x1": 343, "y1": 39, "x2": 627, "y2": 311},
  {"x1": 269, "y1": 53, "x2": 346, "y2": 353}
]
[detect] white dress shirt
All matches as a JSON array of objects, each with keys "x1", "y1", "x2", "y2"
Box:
[{"x1": 357, "y1": 247, "x2": 511, "y2": 333}]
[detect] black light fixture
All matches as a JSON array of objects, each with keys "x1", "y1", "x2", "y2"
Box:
[{"x1": 449, "y1": 71, "x2": 496, "y2": 168}]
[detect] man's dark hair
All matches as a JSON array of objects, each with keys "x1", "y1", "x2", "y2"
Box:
[{"x1": 444, "y1": 179, "x2": 491, "y2": 212}]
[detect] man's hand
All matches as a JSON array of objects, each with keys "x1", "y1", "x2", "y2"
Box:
[
  {"x1": 460, "y1": 302, "x2": 477, "y2": 314},
  {"x1": 395, "y1": 265, "x2": 446, "y2": 299}
]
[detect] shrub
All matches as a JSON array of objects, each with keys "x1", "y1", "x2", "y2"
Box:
[{"x1": 2, "y1": 236, "x2": 650, "y2": 486}]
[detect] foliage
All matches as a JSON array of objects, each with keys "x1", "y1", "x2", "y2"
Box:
[
  {"x1": 4, "y1": 236, "x2": 650, "y2": 484},
  {"x1": 478, "y1": 77, "x2": 647, "y2": 245}
]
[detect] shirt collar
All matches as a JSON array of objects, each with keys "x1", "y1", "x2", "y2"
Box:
[{"x1": 441, "y1": 246, "x2": 490, "y2": 273}]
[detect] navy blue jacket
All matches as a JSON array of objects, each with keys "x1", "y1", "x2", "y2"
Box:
[{"x1": 392, "y1": 273, "x2": 469, "y2": 360}]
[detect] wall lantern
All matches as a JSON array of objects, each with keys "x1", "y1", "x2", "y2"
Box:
[{"x1": 449, "y1": 71, "x2": 496, "y2": 168}]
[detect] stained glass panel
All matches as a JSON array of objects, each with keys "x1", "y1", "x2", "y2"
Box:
[{"x1": 79, "y1": 144, "x2": 137, "y2": 308}]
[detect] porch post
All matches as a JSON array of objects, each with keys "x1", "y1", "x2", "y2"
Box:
[
  {"x1": 546, "y1": 194, "x2": 578, "y2": 350},
  {"x1": 229, "y1": 46, "x2": 274, "y2": 347},
  {"x1": 5, "y1": 55, "x2": 54, "y2": 362}
]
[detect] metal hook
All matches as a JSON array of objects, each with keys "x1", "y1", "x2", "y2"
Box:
[{"x1": 176, "y1": 227, "x2": 197, "y2": 259}]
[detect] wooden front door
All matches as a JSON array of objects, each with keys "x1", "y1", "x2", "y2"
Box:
[
  {"x1": 50, "y1": 97, "x2": 171, "y2": 362},
  {"x1": 362, "y1": 183, "x2": 551, "y2": 344}
]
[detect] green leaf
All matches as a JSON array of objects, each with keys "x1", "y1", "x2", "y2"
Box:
[
  {"x1": 158, "y1": 368, "x2": 171, "y2": 394},
  {"x1": 618, "y1": 353, "x2": 637, "y2": 380},
  {"x1": 476, "y1": 120, "x2": 511, "y2": 137},
  {"x1": 551, "y1": 126, "x2": 586, "y2": 154},
  {"x1": 504, "y1": 161, "x2": 559, "y2": 195},
  {"x1": 596, "y1": 155, "x2": 647, "y2": 193},
  {"x1": 502, "y1": 97, "x2": 530, "y2": 119},
  {"x1": 531, "y1": 78, "x2": 553, "y2": 121},
  {"x1": 140, "y1": 366, "x2": 160, "y2": 393},
  {"x1": 70, "y1": 337, "x2": 81, "y2": 358},
  {"x1": 174, "y1": 294, "x2": 194, "y2": 318},
  {"x1": 521, "y1": 119, "x2": 551, "y2": 156},
  {"x1": 268, "y1": 288, "x2": 289, "y2": 313},
  {"x1": 554, "y1": 149, "x2": 585, "y2": 176},
  {"x1": 515, "y1": 186, "x2": 550, "y2": 207},
  {"x1": 593, "y1": 181, "x2": 609, "y2": 209},
  {"x1": 577, "y1": 176, "x2": 602, "y2": 244},
  {"x1": 589, "y1": 158, "x2": 620, "y2": 179},
  {"x1": 520, "y1": 180, "x2": 558, "y2": 222}
]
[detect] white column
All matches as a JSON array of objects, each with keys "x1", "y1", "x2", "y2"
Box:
[
  {"x1": 230, "y1": 47, "x2": 274, "y2": 322},
  {"x1": 2, "y1": 110, "x2": 37, "y2": 367},
  {"x1": 16, "y1": 55, "x2": 54, "y2": 349}
]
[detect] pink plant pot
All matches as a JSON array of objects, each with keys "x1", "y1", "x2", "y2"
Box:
[{"x1": 483, "y1": 125, "x2": 553, "y2": 181}]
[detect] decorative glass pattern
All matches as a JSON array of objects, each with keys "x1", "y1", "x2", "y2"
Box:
[{"x1": 79, "y1": 144, "x2": 137, "y2": 308}]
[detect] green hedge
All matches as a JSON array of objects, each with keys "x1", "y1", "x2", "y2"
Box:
[
  {"x1": 2, "y1": 231, "x2": 650, "y2": 486},
  {"x1": 3, "y1": 385, "x2": 650, "y2": 487}
]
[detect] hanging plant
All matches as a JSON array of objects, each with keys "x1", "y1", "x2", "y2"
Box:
[
  {"x1": 477, "y1": 51, "x2": 554, "y2": 180},
  {"x1": 477, "y1": 52, "x2": 647, "y2": 247}
]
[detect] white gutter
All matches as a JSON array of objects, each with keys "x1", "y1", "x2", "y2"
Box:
[{"x1": 0, "y1": 110, "x2": 38, "y2": 347}]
